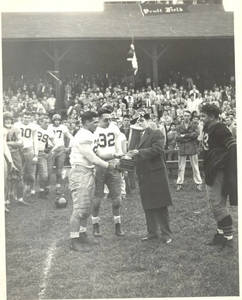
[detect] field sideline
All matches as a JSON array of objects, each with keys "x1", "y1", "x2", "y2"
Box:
[{"x1": 5, "y1": 177, "x2": 239, "y2": 299}]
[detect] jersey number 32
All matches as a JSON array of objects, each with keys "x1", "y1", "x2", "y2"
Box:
[{"x1": 98, "y1": 133, "x2": 115, "y2": 148}]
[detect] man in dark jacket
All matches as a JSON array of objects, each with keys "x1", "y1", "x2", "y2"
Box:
[
  {"x1": 128, "y1": 114, "x2": 172, "y2": 243},
  {"x1": 200, "y1": 104, "x2": 237, "y2": 249}
]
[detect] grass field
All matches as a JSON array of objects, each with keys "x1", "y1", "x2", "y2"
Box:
[{"x1": 5, "y1": 175, "x2": 239, "y2": 300}]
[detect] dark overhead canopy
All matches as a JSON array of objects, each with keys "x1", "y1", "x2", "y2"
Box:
[{"x1": 2, "y1": 2, "x2": 233, "y2": 40}]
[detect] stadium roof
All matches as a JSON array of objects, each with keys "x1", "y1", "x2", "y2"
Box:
[{"x1": 2, "y1": 2, "x2": 234, "y2": 40}]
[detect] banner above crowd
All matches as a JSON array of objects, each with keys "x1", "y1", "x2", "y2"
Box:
[{"x1": 140, "y1": 1, "x2": 189, "y2": 16}]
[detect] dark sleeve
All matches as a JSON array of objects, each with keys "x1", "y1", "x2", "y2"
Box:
[
  {"x1": 136, "y1": 130, "x2": 164, "y2": 161},
  {"x1": 215, "y1": 125, "x2": 234, "y2": 149}
]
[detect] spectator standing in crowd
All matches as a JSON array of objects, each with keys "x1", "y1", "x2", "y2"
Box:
[
  {"x1": 225, "y1": 114, "x2": 236, "y2": 138},
  {"x1": 176, "y1": 110, "x2": 203, "y2": 191},
  {"x1": 69, "y1": 111, "x2": 119, "y2": 251},
  {"x1": 200, "y1": 104, "x2": 237, "y2": 249},
  {"x1": 128, "y1": 113, "x2": 172, "y2": 244}
]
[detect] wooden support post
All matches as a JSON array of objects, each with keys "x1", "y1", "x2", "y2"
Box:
[
  {"x1": 42, "y1": 43, "x2": 72, "y2": 109},
  {"x1": 138, "y1": 42, "x2": 169, "y2": 87},
  {"x1": 53, "y1": 45, "x2": 61, "y2": 108},
  {"x1": 152, "y1": 43, "x2": 158, "y2": 87}
]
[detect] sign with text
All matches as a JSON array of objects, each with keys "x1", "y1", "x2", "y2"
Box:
[{"x1": 140, "y1": 1, "x2": 189, "y2": 16}]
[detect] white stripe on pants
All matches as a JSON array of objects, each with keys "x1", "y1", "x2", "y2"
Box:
[{"x1": 176, "y1": 154, "x2": 202, "y2": 185}]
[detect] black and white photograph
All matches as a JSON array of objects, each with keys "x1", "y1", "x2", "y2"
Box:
[{"x1": 1, "y1": 0, "x2": 240, "y2": 299}]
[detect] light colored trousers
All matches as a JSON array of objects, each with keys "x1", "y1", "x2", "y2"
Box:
[{"x1": 176, "y1": 154, "x2": 202, "y2": 185}]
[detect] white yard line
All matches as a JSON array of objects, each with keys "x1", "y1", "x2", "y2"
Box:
[{"x1": 38, "y1": 240, "x2": 57, "y2": 299}]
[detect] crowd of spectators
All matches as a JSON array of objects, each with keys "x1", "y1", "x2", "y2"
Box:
[{"x1": 3, "y1": 72, "x2": 237, "y2": 159}]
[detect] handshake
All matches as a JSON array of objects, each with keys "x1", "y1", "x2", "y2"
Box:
[
  {"x1": 107, "y1": 151, "x2": 139, "y2": 171},
  {"x1": 107, "y1": 158, "x2": 121, "y2": 170}
]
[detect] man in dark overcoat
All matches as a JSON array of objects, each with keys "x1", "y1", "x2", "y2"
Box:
[{"x1": 128, "y1": 114, "x2": 173, "y2": 243}]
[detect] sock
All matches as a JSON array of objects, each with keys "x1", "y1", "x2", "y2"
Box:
[
  {"x1": 79, "y1": 226, "x2": 87, "y2": 233},
  {"x1": 216, "y1": 228, "x2": 224, "y2": 235},
  {"x1": 70, "y1": 232, "x2": 79, "y2": 239},
  {"x1": 218, "y1": 215, "x2": 233, "y2": 239},
  {"x1": 114, "y1": 215, "x2": 121, "y2": 224},
  {"x1": 92, "y1": 216, "x2": 100, "y2": 224}
]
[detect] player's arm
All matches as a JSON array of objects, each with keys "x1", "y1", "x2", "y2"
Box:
[
  {"x1": 64, "y1": 131, "x2": 74, "y2": 147},
  {"x1": 95, "y1": 148, "x2": 121, "y2": 160},
  {"x1": 49, "y1": 136, "x2": 58, "y2": 152},
  {"x1": 77, "y1": 141, "x2": 109, "y2": 168},
  {"x1": 96, "y1": 150, "x2": 112, "y2": 160}
]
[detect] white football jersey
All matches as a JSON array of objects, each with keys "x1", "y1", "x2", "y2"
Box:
[
  {"x1": 36, "y1": 125, "x2": 54, "y2": 152},
  {"x1": 48, "y1": 124, "x2": 69, "y2": 147},
  {"x1": 70, "y1": 128, "x2": 98, "y2": 168},
  {"x1": 94, "y1": 122, "x2": 122, "y2": 158},
  {"x1": 14, "y1": 122, "x2": 38, "y2": 149}
]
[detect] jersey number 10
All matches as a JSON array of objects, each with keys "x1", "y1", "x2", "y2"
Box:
[{"x1": 20, "y1": 128, "x2": 32, "y2": 138}]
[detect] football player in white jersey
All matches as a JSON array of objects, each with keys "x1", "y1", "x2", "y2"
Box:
[
  {"x1": 35, "y1": 114, "x2": 55, "y2": 198},
  {"x1": 4, "y1": 112, "x2": 29, "y2": 208},
  {"x1": 14, "y1": 112, "x2": 38, "y2": 196},
  {"x1": 47, "y1": 113, "x2": 73, "y2": 194},
  {"x1": 92, "y1": 107, "x2": 125, "y2": 237},
  {"x1": 69, "y1": 111, "x2": 119, "y2": 251}
]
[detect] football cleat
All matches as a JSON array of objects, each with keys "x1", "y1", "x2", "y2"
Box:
[
  {"x1": 220, "y1": 237, "x2": 234, "y2": 250},
  {"x1": 93, "y1": 223, "x2": 102, "y2": 237},
  {"x1": 141, "y1": 234, "x2": 159, "y2": 241},
  {"x1": 16, "y1": 198, "x2": 30, "y2": 206},
  {"x1": 206, "y1": 233, "x2": 224, "y2": 246},
  {"x1": 115, "y1": 223, "x2": 125, "y2": 236},
  {"x1": 30, "y1": 189, "x2": 36, "y2": 196},
  {"x1": 55, "y1": 196, "x2": 68, "y2": 208}
]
